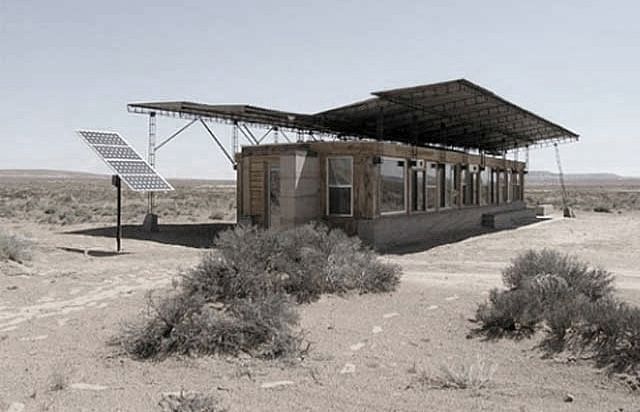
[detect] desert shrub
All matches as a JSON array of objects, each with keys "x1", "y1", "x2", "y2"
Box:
[
  {"x1": 200, "y1": 223, "x2": 401, "y2": 303},
  {"x1": 0, "y1": 230, "x2": 32, "y2": 263},
  {"x1": 119, "y1": 290, "x2": 300, "y2": 360},
  {"x1": 476, "y1": 249, "x2": 640, "y2": 372},
  {"x1": 570, "y1": 299, "x2": 640, "y2": 372},
  {"x1": 477, "y1": 250, "x2": 613, "y2": 339},
  {"x1": 501, "y1": 249, "x2": 614, "y2": 300},
  {"x1": 475, "y1": 288, "x2": 542, "y2": 338},
  {"x1": 118, "y1": 223, "x2": 401, "y2": 360}
]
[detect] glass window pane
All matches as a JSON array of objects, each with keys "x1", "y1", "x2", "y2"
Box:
[
  {"x1": 329, "y1": 187, "x2": 351, "y2": 215},
  {"x1": 328, "y1": 158, "x2": 352, "y2": 186},
  {"x1": 380, "y1": 157, "x2": 406, "y2": 213},
  {"x1": 444, "y1": 164, "x2": 454, "y2": 208},
  {"x1": 438, "y1": 164, "x2": 446, "y2": 208},
  {"x1": 426, "y1": 162, "x2": 437, "y2": 210},
  {"x1": 411, "y1": 170, "x2": 425, "y2": 211},
  {"x1": 481, "y1": 167, "x2": 490, "y2": 205}
]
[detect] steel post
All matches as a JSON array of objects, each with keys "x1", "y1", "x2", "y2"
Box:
[{"x1": 147, "y1": 112, "x2": 156, "y2": 215}]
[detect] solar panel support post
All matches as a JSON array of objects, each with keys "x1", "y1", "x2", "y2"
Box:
[
  {"x1": 145, "y1": 112, "x2": 159, "y2": 232},
  {"x1": 112, "y1": 175, "x2": 122, "y2": 253}
]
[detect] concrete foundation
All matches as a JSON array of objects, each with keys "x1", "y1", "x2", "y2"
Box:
[{"x1": 354, "y1": 201, "x2": 527, "y2": 250}]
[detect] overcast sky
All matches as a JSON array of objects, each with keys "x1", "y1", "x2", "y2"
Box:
[{"x1": 1, "y1": 0, "x2": 638, "y2": 179}]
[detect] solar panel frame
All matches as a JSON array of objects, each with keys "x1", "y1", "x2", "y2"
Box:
[{"x1": 76, "y1": 129, "x2": 174, "y2": 192}]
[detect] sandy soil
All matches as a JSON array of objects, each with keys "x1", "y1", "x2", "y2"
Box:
[{"x1": 1, "y1": 212, "x2": 640, "y2": 411}]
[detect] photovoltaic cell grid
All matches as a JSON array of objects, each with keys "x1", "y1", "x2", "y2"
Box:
[{"x1": 76, "y1": 130, "x2": 174, "y2": 192}]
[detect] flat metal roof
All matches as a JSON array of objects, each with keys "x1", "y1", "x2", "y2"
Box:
[{"x1": 129, "y1": 79, "x2": 578, "y2": 153}]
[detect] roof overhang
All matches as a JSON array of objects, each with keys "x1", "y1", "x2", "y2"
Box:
[{"x1": 128, "y1": 79, "x2": 578, "y2": 153}]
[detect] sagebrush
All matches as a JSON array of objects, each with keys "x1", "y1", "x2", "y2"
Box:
[
  {"x1": 0, "y1": 230, "x2": 32, "y2": 263},
  {"x1": 117, "y1": 223, "x2": 401, "y2": 360},
  {"x1": 476, "y1": 249, "x2": 640, "y2": 373}
]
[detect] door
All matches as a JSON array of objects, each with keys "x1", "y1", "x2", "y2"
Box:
[{"x1": 268, "y1": 164, "x2": 281, "y2": 228}]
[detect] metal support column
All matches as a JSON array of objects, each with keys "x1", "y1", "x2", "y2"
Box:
[
  {"x1": 273, "y1": 127, "x2": 279, "y2": 144},
  {"x1": 143, "y1": 112, "x2": 159, "y2": 231},
  {"x1": 112, "y1": 175, "x2": 122, "y2": 252},
  {"x1": 147, "y1": 112, "x2": 156, "y2": 214},
  {"x1": 232, "y1": 122, "x2": 239, "y2": 154}
]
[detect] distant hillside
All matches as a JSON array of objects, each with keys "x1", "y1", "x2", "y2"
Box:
[
  {"x1": 0, "y1": 169, "x2": 235, "y2": 185},
  {"x1": 0, "y1": 169, "x2": 107, "y2": 179},
  {"x1": 527, "y1": 170, "x2": 640, "y2": 186}
]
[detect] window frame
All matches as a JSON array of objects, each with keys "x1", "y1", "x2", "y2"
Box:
[
  {"x1": 380, "y1": 156, "x2": 407, "y2": 215},
  {"x1": 326, "y1": 156, "x2": 354, "y2": 217}
]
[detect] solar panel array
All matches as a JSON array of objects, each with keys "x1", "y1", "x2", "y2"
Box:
[{"x1": 77, "y1": 130, "x2": 174, "y2": 192}]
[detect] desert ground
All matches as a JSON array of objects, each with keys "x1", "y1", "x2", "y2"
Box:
[{"x1": 1, "y1": 173, "x2": 640, "y2": 411}]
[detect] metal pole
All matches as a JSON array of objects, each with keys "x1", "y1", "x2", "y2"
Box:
[
  {"x1": 147, "y1": 112, "x2": 156, "y2": 215},
  {"x1": 232, "y1": 122, "x2": 239, "y2": 153},
  {"x1": 112, "y1": 175, "x2": 122, "y2": 252}
]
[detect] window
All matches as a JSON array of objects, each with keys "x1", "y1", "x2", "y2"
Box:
[
  {"x1": 411, "y1": 168, "x2": 426, "y2": 212},
  {"x1": 426, "y1": 162, "x2": 437, "y2": 210},
  {"x1": 448, "y1": 164, "x2": 457, "y2": 208},
  {"x1": 491, "y1": 169, "x2": 499, "y2": 204},
  {"x1": 480, "y1": 167, "x2": 490, "y2": 206},
  {"x1": 437, "y1": 163, "x2": 455, "y2": 209},
  {"x1": 506, "y1": 170, "x2": 512, "y2": 203},
  {"x1": 461, "y1": 167, "x2": 470, "y2": 206},
  {"x1": 499, "y1": 169, "x2": 509, "y2": 203},
  {"x1": 512, "y1": 170, "x2": 521, "y2": 201},
  {"x1": 471, "y1": 170, "x2": 479, "y2": 205},
  {"x1": 327, "y1": 157, "x2": 352, "y2": 216},
  {"x1": 438, "y1": 164, "x2": 446, "y2": 208},
  {"x1": 380, "y1": 157, "x2": 406, "y2": 214}
]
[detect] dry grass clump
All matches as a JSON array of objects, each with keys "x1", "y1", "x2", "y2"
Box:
[
  {"x1": 0, "y1": 230, "x2": 32, "y2": 263},
  {"x1": 158, "y1": 391, "x2": 226, "y2": 412},
  {"x1": 117, "y1": 223, "x2": 401, "y2": 360},
  {"x1": 476, "y1": 249, "x2": 640, "y2": 373},
  {"x1": 418, "y1": 356, "x2": 497, "y2": 390}
]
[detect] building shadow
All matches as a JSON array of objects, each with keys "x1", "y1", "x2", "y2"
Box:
[
  {"x1": 64, "y1": 223, "x2": 235, "y2": 249},
  {"x1": 382, "y1": 218, "x2": 545, "y2": 255}
]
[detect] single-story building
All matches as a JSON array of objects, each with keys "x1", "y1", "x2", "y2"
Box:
[
  {"x1": 129, "y1": 79, "x2": 578, "y2": 249},
  {"x1": 236, "y1": 140, "x2": 527, "y2": 249}
]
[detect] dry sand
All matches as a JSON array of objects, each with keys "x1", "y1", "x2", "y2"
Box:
[{"x1": 1, "y1": 211, "x2": 640, "y2": 411}]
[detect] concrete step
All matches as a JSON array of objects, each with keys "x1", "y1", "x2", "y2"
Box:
[{"x1": 482, "y1": 208, "x2": 538, "y2": 229}]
